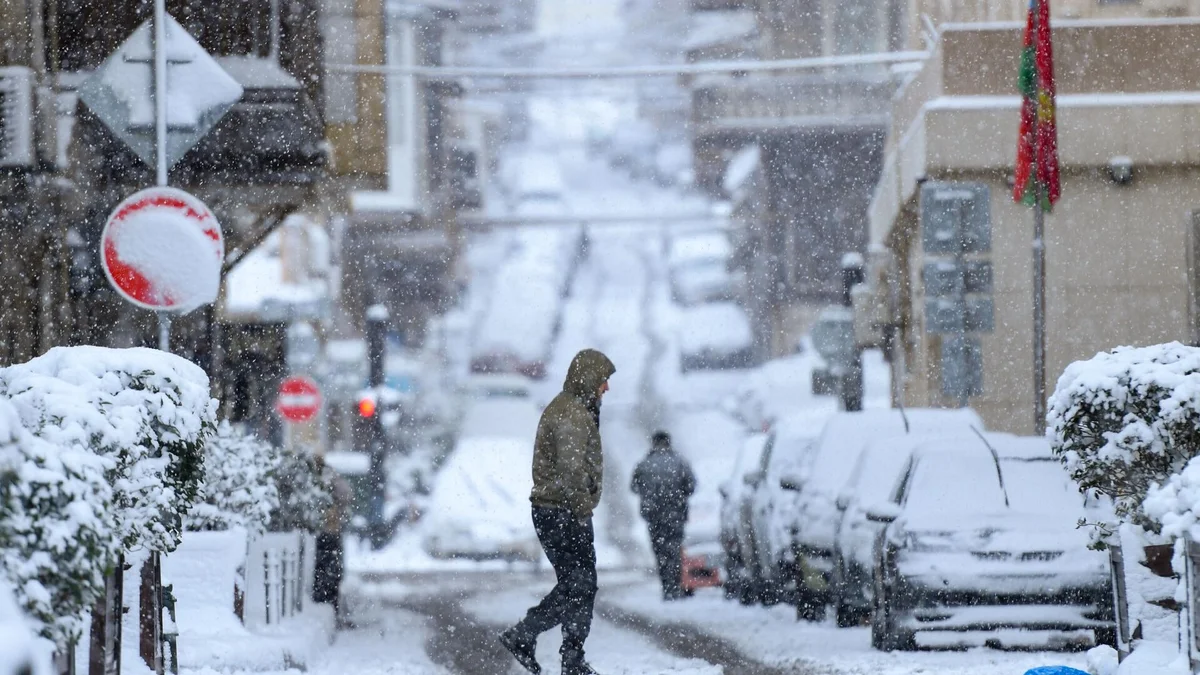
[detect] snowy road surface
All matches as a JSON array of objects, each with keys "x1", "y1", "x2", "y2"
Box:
[{"x1": 175, "y1": 167, "x2": 1095, "y2": 675}]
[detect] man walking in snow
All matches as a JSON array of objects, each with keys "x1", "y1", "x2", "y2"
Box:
[
  {"x1": 631, "y1": 431, "x2": 695, "y2": 600},
  {"x1": 500, "y1": 349, "x2": 616, "y2": 675}
]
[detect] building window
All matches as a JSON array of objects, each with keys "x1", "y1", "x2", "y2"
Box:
[{"x1": 834, "y1": 0, "x2": 882, "y2": 55}]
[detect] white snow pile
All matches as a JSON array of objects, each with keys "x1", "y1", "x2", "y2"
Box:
[
  {"x1": 1048, "y1": 342, "x2": 1200, "y2": 533},
  {"x1": 1144, "y1": 453, "x2": 1200, "y2": 540},
  {"x1": 0, "y1": 347, "x2": 217, "y2": 645},
  {"x1": 185, "y1": 422, "x2": 280, "y2": 533}
]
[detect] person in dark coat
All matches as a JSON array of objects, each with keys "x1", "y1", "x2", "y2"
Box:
[
  {"x1": 500, "y1": 349, "x2": 616, "y2": 675},
  {"x1": 631, "y1": 431, "x2": 696, "y2": 601},
  {"x1": 311, "y1": 455, "x2": 353, "y2": 629}
]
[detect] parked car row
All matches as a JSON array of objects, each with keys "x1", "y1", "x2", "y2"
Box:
[
  {"x1": 720, "y1": 408, "x2": 1115, "y2": 651},
  {"x1": 470, "y1": 225, "x2": 585, "y2": 380},
  {"x1": 668, "y1": 229, "x2": 758, "y2": 374}
]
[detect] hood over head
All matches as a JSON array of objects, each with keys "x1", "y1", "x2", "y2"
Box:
[{"x1": 563, "y1": 349, "x2": 616, "y2": 401}]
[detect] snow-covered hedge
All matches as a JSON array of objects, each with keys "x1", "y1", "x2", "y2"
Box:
[
  {"x1": 185, "y1": 422, "x2": 280, "y2": 533},
  {"x1": 1048, "y1": 342, "x2": 1200, "y2": 535},
  {"x1": 0, "y1": 346, "x2": 217, "y2": 553},
  {"x1": 268, "y1": 451, "x2": 331, "y2": 534},
  {"x1": 0, "y1": 576, "x2": 51, "y2": 675},
  {"x1": 0, "y1": 396, "x2": 117, "y2": 646}
]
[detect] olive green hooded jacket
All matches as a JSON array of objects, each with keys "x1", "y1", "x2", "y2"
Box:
[{"x1": 529, "y1": 349, "x2": 616, "y2": 519}]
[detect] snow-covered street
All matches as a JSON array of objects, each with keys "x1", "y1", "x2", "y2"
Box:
[{"x1": 184, "y1": 172, "x2": 1093, "y2": 675}]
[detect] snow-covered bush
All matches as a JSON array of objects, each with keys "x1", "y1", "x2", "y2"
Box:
[
  {"x1": 0, "y1": 346, "x2": 218, "y2": 554},
  {"x1": 1048, "y1": 342, "x2": 1200, "y2": 536},
  {"x1": 185, "y1": 422, "x2": 280, "y2": 533},
  {"x1": 0, "y1": 576, "x2": 51, "y2": 675},
  {"x1": 1144, "y1": 454, "x2": 1200, "y2": 540},
  {"x1": 0, "y1": 396, "x2": 117, "y2": 646},
  {"x1": 268, "y1": 450, "x2": 331, "y2": 534}
]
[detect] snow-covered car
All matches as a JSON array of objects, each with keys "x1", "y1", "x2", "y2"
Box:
[
  {"x1": 422, "y1": 400, "x2": 542, "y2": 561},
  {"x1": 678, "y1": 302, "x2": 755, "y2": 373},
  {"x1": 744, "y1": 410, "x2": 826, "y2": 606},
  {"x1": 789, "y1": 408, "x2": 984, "y2": 617},
  {"x1": 465, "y1": 373, "x2": 534, "y2": 400},
  {"x1": 831, "y1": 432, "x2": 981, "y2": 627},
  {"x1": 668, "y1": 231, "x2": 734, "y2": 306},
  {"x1": 671, "y1": 261, "x2": 735, "y2": 306},
  {"x1": 867, "y1": 435, "x2": 1114, "y2": 651},
  {"x1": 718, "y1": 432, "x2": 771, "y2": 601}
]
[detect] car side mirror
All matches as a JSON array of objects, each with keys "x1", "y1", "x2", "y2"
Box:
[
  {"x1": 743, "y1": 471, "x2": 763, "y2": 487},
  {"x1": 779, "y1": 473, "x2": 802, "y2": 492},
  {"x1": 835, "y1": 491, "x2": 852, "y2": 511},
  {"x1": 865, "y1": 503, "x2": 902, "y2": 524}
]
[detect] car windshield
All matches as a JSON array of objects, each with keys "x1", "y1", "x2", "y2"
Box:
[
  {"x1": 1001, "y1": 458, "x2": 1087, "y2": 525},
  {"x1": 905, "y1": 452, "x2": 1007, "y2": 521}
]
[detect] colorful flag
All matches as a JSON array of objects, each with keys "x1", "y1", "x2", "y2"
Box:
[{"x1": 1013, "y1": 0, "x2": 1060, "y2": 211}]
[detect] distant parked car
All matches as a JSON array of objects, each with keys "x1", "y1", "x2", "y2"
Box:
[
  {"x1": 465, "y1": 373, "x2": 534, "y2": 400},
  {"x1": 867, "y1": 435, "x2": 1114, "y2": 651},
  {"x1": 788, "y1": 408, "x2": 984, "y2": 619},
  {"x1": 668, "y1": 231, "x2": 734, "y2": 306},
  {"x1": 719, "y1": 433, "x2": 770, "y2": 601},
  {"x1": 422, "y1": 399, "x2": 542, "y2": 561},
  {"x1": 731, "y1": 411, "x2": 826, "y2": 606},
  {"x1": 679, "y1": 302, "x2": 755, "y2": 373}
]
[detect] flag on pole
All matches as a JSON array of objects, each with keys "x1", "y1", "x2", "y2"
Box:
[{"x1": 1013, "y1": 0, "x2": 1060, "y2": 211}]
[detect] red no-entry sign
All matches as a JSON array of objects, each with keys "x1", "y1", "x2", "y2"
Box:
[
  {"x1": 276, "y1": 376, "x2": 322, "y2": 423},
  {"x1": 101, "y1": 186, "x2": 224, "y2": 313}
]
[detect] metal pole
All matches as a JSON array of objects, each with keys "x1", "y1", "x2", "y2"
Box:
[
  {"x1": 1032, "y1": 196, "x2": 1047, "y2": 434},
  {"x1": 153, "y1": 0, "x2": 168, "y2": 187}
]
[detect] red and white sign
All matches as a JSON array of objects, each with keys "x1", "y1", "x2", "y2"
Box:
[
  {"x1": 276, "y1": 376, "x2": 322, "y2": 423},
  {"x1": 101, "y1": 187, "x2": 224, "y2": 313}
]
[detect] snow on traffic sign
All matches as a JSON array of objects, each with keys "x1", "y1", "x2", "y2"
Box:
[
  {"x1": 79, "y1": 13, "x2": 242, "y2": 169},
  {"x1": 276, "y1": 376, "x2": 322, "y2": 423},
  {"x1": 101, "y1": 187, "x2": 224, "y2": 313}
]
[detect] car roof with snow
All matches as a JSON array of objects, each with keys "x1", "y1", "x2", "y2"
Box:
[
  {"x1": 459, "y1": 398, "x2": 541, "y2": 440},
  {"x1": 807, "y1": 408, "x2": 984, "y2": 495},
  {"x1": 901, "y1": 436, "x2": 1089, "y2": 532},
  {"x1": 678, "y1": 302, "x2": 752, "y2": 352},
  {"x1": 668, "y1": 231, "x2": 731, "y2": 267}
]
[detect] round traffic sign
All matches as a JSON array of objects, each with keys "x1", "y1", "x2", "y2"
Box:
[
  {"x1": 276, "y1": 376, "x2": 322, "y2": 423},
  {"x1": 101, "y1": 187, "x2": 224, "y2": 313}
]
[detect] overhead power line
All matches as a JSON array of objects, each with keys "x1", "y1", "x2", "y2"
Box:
[{"x1": 327, "y1": 50, "x2": 929, "y2": 80}]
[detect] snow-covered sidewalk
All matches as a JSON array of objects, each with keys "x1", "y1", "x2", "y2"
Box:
[{"x1": 607, "y1": 580, "x2": 1091, "y2": 675}]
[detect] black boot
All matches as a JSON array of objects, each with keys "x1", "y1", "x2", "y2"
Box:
[
  {"x1": 499, "y1": 627, "x2": 541, "y2": 675},
  {"x1": 561, "y1": 651, "x2": 600, "y2": 675}
]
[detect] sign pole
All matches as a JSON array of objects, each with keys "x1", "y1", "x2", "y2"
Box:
[
  {"x1": 153, "y1": 0, "x2": 168, "y2": 188},
  {"x1": 144, "y1": 4, "x2": 169, "y2": 672}
]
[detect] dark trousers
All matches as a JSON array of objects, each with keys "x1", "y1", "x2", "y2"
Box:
[
  {"x1": 647, "y1": 518, "x2": 685, "y2": 598},
  {"x1": 313, "y1": 533, "x2": 344, "y2": 615},
  {"x1": 517, "y1": 506, "x2": 597, "y2": 657}
]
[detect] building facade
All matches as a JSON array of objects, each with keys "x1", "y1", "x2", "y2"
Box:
[{"x1": 866, "y1": 15, "x2": 1200, "y2": 434}]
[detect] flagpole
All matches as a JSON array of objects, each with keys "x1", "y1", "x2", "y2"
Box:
[
  {"x1": 1030, "y1": 0, "x2": 1047, "y2": 436},
  {"x1": 1033, "y1": 187, "x2": 1046, "y2": 434}
]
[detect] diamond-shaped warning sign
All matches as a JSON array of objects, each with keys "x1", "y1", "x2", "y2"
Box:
[{"x1": 79, "y1": 14, "x2": 243, "y2": 169}]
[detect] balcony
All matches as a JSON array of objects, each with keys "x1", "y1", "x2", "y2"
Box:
[{"x1": 691, "y1": 71, "x2": 894, "y2": 139}]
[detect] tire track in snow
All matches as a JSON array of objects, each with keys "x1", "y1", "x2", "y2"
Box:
[{"x1": 597, "y1": 602, "x2": 822, "y2": 675}]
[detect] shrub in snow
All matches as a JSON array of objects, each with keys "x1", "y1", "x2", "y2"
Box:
[
  {"x1": 0, "y1": 576, "x2": 51, "y2": 675},
  {"x1": 1144, "y1": 453, "x2": 1200, "y2": 540},
  {"x1": 0, "y1": 346, "x2": 217, "y2": 554},
  {"x1": 0, "y1": 396, "x2": 118, "y2": 646},
  {"x1": 185, "y1": 422, "x2": 280, "y2": 533},
  {"x1": 268, "y1": 450, "x2": 331, "y2": 534},
  {"x1": 1047, "y1": 342, "x2": 1200, "y2": 536}
]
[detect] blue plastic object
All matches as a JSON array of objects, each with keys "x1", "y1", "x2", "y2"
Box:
[{"x1": 1024, "y1": 668, "x2": 1089, "y2": 675}]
